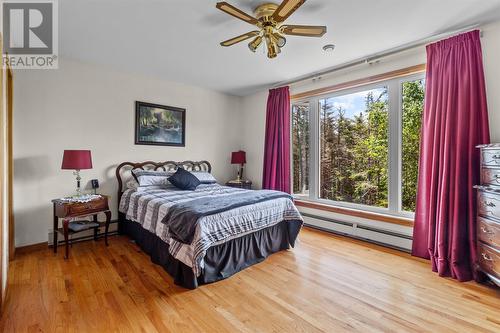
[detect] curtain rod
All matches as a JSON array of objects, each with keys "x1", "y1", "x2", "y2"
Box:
[{"x1": 272, "y1": 24, "x2": 481, "y2": 88}]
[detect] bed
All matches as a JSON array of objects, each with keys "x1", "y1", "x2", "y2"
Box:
[{"x1": 116, "y1": 160, "x2": 303, "y2": 289}]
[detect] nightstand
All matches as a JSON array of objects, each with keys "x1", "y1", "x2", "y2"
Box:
[
  {"x1": 226, "y1": 180, "x2": 252, "y2": 189},
  {"x1": 52, "y1": 195, "x2": 111, "y2": 259}
]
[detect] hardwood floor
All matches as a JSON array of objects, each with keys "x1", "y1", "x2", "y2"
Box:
[{"x1": 1, "y1": 227, "x2": 499, "y2": 332}]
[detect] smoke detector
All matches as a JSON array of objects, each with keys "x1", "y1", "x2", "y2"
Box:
[{"x1": 322, "y1": 44, "x2": 335, "y2": 52}]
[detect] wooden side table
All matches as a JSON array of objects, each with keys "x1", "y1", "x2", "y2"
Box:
[
  {"x1": 52, "y1": 195, "x2": 111, "y2": 259},
  {"x1": 226, "y1": 180, "x2": 252, "y2": 189}
]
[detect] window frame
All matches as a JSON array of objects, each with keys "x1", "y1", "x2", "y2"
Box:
[{"x1": 291, "y1": 72, "x2": 425, "y2": 219}]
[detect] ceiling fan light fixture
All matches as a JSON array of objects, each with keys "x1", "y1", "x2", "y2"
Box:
[
  {"x1": 265, "y1": 36, "x2": 279, "y2": 59},
  {"x1": 248, "y1": 35, "x2": 263, "y2": 52},
  {"x1": 216, "y1": 1, "x2": 327, "y2": 59},
  {"x1": 272, "y1": 32, "x2": 287, "y2": 48}
]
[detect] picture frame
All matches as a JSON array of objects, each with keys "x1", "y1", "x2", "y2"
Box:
[{"x1": 135, "y1": 101, "x2": 186, "y2": 147}]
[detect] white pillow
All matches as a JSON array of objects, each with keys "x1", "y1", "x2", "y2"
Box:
[
  {"x1": 126, "y1": 179, "x2": 168, "y2": 192},
  {"x1": 132, "y1": 169, "x2": 173, "y2": 187},
  {"x1": 190, "y1": 171, "x2": 218, "y2": 184}
]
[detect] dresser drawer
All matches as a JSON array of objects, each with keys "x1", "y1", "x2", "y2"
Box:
[
  {"x1": 55, "y1": 197, "x2": 109, "y2": 218},
  {"x1": 478, "y1": 242, "x2": 500, "y2": 279},
  {"x1": 480, "y1": 168, "x2": 500, "y2": 187},
  {"x1": 477, "y1": 190, "x2": 500, "y2": 221},
  {"x1": 481, "y1": 148, "x2": 500, "y2": 167},
  {"x1": 477, "y1": 217, "x2": 500, "y2": 249}
]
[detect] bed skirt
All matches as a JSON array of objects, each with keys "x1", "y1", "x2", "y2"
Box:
[{"x1": 119, "y1": 219, "x2": 302, "y2": 289}]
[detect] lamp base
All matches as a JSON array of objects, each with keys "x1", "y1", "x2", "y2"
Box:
[
  {"x1": 236, "y1": 164, "x2": 245, "y2": 182},
  {"x1": 74, "y1": 169, "x2": 83, "y2": 196}
]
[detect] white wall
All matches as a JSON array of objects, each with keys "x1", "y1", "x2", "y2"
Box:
[
  {"x1": 483, "y1": 21, "x2": 500, "y2": 140},
  {"x1": 239, "y1": 21, "x2": 500, "y2": 249},
  {"x1": 13, "y1": 59, "x2": 241, "y2": 247},
  {"x1": 239, "y1": 49, "x2": 427, "y2": 189},
  {"x1": 13, "y1": 21, "x2": 500, "y2": 248},
  {"x1": 239, "y1": 90, "x2": 268, "y2": 189},
  {"x1": 240, "y1": 20, "x2": 500, "y2": 189}
]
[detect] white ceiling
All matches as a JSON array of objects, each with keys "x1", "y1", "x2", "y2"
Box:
[{"x1": 60, "y1": 0, "x2": 500, "y2": 96}]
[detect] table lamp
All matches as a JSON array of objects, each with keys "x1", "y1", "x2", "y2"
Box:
[
  {"x1": 231, "y1": 150, "x2": 246, "y2": 182},
  {"x1": 61, "y1": 150, "x2": 93, "y2": 196}
]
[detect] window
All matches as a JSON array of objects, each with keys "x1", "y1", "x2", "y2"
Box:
[
  {"x1": 292, "y1": 73, "x2": 425, "y2": 216},
  {"x1": 292, "y1": 102, "x2": 310, "y2": 196},
  {"x1": 319, "y1": 87, "x2": 389, "y2": 208},
  {"x1": 401, "y1": 79, "x2": 425, "y2": 212}
]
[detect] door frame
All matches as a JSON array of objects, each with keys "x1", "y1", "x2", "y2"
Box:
[
  {"x1": 0, "y1": 33, "x2": 4, "y2": 309},
  {"x1": 0, "y1": 34, "x2": 14, "y2": 310},
  {"x1": 7, "y1": 66, "x2": 13, "y2": 260}
]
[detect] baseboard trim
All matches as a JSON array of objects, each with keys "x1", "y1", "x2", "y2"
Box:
[
  {"x1": 16, "y1": 229, "x2": 119, "y2": 254},
  {"x1": 15, "y1": 242, "x2": 49, "y2": 254}
]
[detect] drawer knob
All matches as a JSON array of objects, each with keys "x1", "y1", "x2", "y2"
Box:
[
  {"x1": 480, "y1": 226, "x2": 494, "y2": 234},
  {"x1": 481, "y1": 253, "x2": 493, "y2": 261}
]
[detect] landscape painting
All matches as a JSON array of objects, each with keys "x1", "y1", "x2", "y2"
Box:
[{"x1": 135, "y1": 101, "x2": 185, "y2": 146}]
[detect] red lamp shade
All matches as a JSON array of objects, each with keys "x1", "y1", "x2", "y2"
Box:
[
  {"x1": 61, "y1": 150, "x2": 93, "y2": 170},
  {"x1": 231, "y1": 151, "x2": 246, "y2": 165}
]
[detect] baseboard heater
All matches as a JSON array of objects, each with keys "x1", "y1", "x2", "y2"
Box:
[{"x1": 301, "y1": 212, "x2": 412, "y2": 253}]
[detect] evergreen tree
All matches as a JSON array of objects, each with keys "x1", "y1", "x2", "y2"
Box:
[
  {"x1": 401, "y1": 80, "x2": 425, "y2": 211},
  {"x1": 292, "y1": 80, "x2": 424, "y2": 211}
]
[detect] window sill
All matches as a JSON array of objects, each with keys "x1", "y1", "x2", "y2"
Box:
[{"x1": 294, "y1": 199, "x2": 414, "y2": 227}]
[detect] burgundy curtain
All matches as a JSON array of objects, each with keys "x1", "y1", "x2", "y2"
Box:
[
  {"x1": 262, "y1": 86, "x2": 291, "y2": 193},
  {"x1": 412, "y1": 30, "x2": 490, "y2": 281}
]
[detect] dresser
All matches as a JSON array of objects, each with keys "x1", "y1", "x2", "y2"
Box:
[{"x1": 475, "y1": 144, "x2": 500, "y2": 287}]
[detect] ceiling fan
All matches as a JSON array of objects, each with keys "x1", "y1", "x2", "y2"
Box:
[{"x1": 216, "y1": 0, "x2": 327, "y2": 59}]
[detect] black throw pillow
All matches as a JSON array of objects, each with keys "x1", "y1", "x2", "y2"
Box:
[{"x1": 168, "y1": 168, "x2": 201, "y2": 190}]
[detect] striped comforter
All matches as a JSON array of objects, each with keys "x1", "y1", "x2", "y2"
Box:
[{"x1": 119, "y1": 184, "x2": 303, "y2": 276}]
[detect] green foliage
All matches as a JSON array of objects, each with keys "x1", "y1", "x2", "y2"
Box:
[
  {"x1": 319, "y1": 89, "x2": 389, "y2": 207},
  {"x1": 140, "y1": 107, "x2": 182, "y2": 128},
  {"x1": 292, "y1": 104, "x2": 310, "y2": 194},
  {"x1": 401, "y1": 80, "x2": 425, "y2": 211},
  {"x1": 292, "y1": 79, "x2": 424, "y2": 212}
]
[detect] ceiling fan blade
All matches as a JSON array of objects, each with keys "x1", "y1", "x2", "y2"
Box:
[
  {"x1": 281, "y1": 25, "x2": 327, "y2": 37},
  {"x1": 216, "y1": 2, "x2": 259, "y2": 25},
  {"x1": 272, "y1": 0, "x2": 306, "y2": 22},
  {"x1": 220, "y1": 31, "x2": 260, "y2": 47}
]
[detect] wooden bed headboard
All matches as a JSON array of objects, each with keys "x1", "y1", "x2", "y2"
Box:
[{"x1": 115, "y1": 160, "x2": 211, "y2": 202}]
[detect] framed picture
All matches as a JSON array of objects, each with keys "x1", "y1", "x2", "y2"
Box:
[{"x1": 135, "y1": 101, "x2": 186, "y2": 146}]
